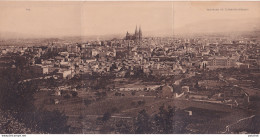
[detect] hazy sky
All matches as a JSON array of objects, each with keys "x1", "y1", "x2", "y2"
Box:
[{"x1": 0, "y1": 1, "x2": 259, "y2": 38}]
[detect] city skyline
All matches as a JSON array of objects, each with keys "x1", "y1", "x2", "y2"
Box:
[{"x1": 0, "y1": 1, "x2": 260, "y2": 134}]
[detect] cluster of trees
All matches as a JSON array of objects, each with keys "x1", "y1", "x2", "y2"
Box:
[
  {"x1": 37, "y1": 50, "x2": 59, "y2": 61},
  {"x1": 134, "y1": 106, "x2": 176, "y2": 134},
  {"x1": 96, "y1": 105, "x2": 185, "y2": 134},
  {"x1": 92, "y1": 77, "x2": 113, "y2": 90},
  {"x1": 0, "y1": 55, "x2": 69, "y2": 133}
]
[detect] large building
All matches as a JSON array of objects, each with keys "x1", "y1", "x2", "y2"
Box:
[
  {"x1": 206, "y1": 56, "x2": 237, "y2": 69},
  {"x1": 125, "y1": 26, "x2": 142, "y2": 41}
]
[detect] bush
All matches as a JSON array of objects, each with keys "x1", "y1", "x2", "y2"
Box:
[
  {"x1": 71, "y1": 91, "x2": 78, "y2": 97},
  {"x1": 79, "y1": 115, "x2": 83, "y2": 120},
  {"x1": 84, "y1": 99, "x2": 92, "y2": 106},
  {"x1": 101, "y1": 91, "x2": 107, "y2": 97},
  {"x1": 110, "y1": 107, "x2": 119, "y2": 113},
  {"x1": 131, "y1": 101, "x2": 136, "y2": 106},
  {"x1": 115, "y1": 92, "x2": 121, "y2": 96},
  {"x1": 102, "y1": 112, "x2": 111, "y2": 122},
  {"x1": 131, "y1": 91, "x2": 136, "y2": 96},
  {"x1": 138, "y1": 100, "x2": 145, "y2": 105},
  {"x1": 64, "y1": 94, "x2": 71, "y2": 99}
]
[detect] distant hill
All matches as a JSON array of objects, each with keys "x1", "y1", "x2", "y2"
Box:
[{"x1": 0, "y1": 31, "x2": 125, "y2": 42}]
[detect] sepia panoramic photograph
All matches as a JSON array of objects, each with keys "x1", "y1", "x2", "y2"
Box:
[{"x1": 0, "y1": 1, "x2": 260, "y2": 134}]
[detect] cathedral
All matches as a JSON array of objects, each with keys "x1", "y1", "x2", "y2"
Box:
[{"x1": 125, "y1": 26, "x2": 142, "y2": 41}]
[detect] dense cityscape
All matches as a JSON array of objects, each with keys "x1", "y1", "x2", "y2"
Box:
[
  {"x1": 0, "y1": 26, "x2": 260, "y2": 133},
  {"x1": 0, "y1": 0, "x2": 260, "y2": 134}
]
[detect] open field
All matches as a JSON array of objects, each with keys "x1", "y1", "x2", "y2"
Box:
[{"x1": 33, "y1": 85, "x2": 252, "y2": 133}]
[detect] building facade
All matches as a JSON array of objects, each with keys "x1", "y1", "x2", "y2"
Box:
[{"x1": 207, "y1": 56, "x2": 237, "y2": 69}]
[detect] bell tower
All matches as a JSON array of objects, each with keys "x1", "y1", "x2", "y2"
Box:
[
  {"x1": 139, "y1": 26, "x2": 142, "y2": 41},
  {"x1": 134, "y1": 25, "x2": 138, "y2": 39}
]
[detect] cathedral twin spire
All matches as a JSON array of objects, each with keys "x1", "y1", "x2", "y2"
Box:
[
  {"x1": 125, "y1": 25, "x2": 142, "y2": 41},
  {"x1": 135, "y1": 25, "x2": 142, "y2": 40},
  {"x1": 135, "y1": 25, "x2": 138, "y2": 36}
]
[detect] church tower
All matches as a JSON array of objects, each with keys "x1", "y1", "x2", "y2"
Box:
[
  {"x1": 125, "y1": 31, "x2": 130, "y2": 40},
  {"x1": 139, "y1": 26, "x2": 142, "y2": 41},
  {"x1": 134, "y1": 25, "x2": 138, "y2": 39}
]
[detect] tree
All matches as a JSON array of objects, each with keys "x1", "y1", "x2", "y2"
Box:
[
  {"x1": 47, "y1": 77, "x2": 57, "y2": 87},
  {"x1": 154, "y1": 105, "x2": 175, "y2": 133},
  {"x1": 0, "y1": 55, "x2": 69, "y2": 133},
  {"x1": 115, "y1": 120, "x2": 133, "y2": 134},
  {"x1": 14, "y1": 56, "x2": 28, "y2": 73},
  {"x1": 134, "y1": 109, "x2": 152, "y2": 134},
  {"x1": 33, "y1": 110, "x2": 70, "y2": 133}
]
